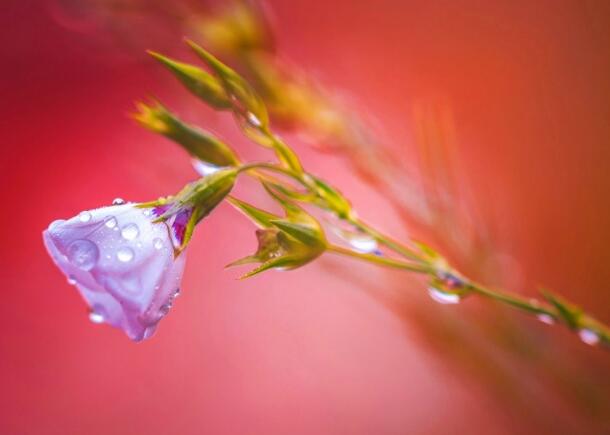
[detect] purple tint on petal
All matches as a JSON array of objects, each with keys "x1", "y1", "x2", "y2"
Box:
[
  {"x1": 172, "y1": 209, "x2": 193, "y2": 246},
  {"x1": 153, "y1": 204, "x2": 171, "y2": 217}
]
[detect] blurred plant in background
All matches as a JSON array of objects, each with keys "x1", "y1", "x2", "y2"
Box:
[{"x1": 46, "y1": 0, "x2": 610, "y2": 433}]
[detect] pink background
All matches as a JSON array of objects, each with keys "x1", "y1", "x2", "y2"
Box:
[{"x1": 1, "y1": 1, "x2": 609, "y2": 434}]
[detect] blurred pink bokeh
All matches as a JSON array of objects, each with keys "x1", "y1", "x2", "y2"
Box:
[{"x1": 1, "y1": 0, "x2": 609, "y2": 434}]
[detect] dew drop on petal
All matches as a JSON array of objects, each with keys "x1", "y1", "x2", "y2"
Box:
[
  {"x1": 121, "y1": 224, "x2": 139, "y2": 241},
  {"x1": 89, "y1": 312, "x2": 104, "y2": 324},
  {"x1": 67, "y1": 275, "x2": 77, "y2": 285},
  {"x1": 153, "y1": 238, "x2": 164, "y2": 250},
  {"x1": 116, "y1": 247, "x2": 134, "y2": 263},
  {"x1": 142, "y1": 209, "x2": 152, "y2": 217},
  {"x1": 173, "y1": 288, "x2": 180, "y2": 298},
  {"x1": 67, "y1": 239, "x2": 99, "y2": 271},
  {"x1": 104, "y1": 217, "x2": 117, "y2": 229},
  {"x1": 536, "y1": 314, "x2": 554, "y2": 325},
  {"x1": 79, "y1": 211, "x2": 92, "y2": 222},
  {"x1": 578, "y1": 328, "x2": 599, "y2": 346},
  {"x1": 428, "y1": 286, "x2": 461, "y2": 304},
  {"x1": 112, "y1": 198, "x2": 126, "y2": 205}
]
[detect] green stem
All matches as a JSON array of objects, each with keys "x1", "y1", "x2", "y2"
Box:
[{"x1": 327, "y1": 244, "x2": 432, "y2": 273}]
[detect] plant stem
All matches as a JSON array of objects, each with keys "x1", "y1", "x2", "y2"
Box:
[{"x1": 327, "y1": 244, "x2": 432, "y2": 273}]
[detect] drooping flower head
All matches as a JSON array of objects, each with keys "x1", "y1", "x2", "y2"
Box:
[
  {"x1": 43, "y1": 169, "x2": 237, "y2": 341},
  {"x1": 43, "y1": 201, "x2": 188, "y2": 341}
]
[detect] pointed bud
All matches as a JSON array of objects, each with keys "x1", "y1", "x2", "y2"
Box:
[
  {"x1": 142, "y1": 169, "x2": 237, "y2": 254},
  {"x1": 227, "y1": 193, "x2": 326, "y2": 278},
  {"x1": 133, "y1": 101, "x2": 240, "y2": 167},
  {"x1": 184, "y1": 39, "x2": 269, "y2": 130},
  {"x1": 148, "y1": 51, "x2": 231, "y2": 109}
]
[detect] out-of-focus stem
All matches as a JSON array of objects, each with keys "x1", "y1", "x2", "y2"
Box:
[{"x1": 327, "y1": 244, "x2": 431, "y2": 273}]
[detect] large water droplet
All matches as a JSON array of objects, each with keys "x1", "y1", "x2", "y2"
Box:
[
  {"x1": 89, "y1": 312, "x2": 104, "y2": 324},
  {"x1": 116, "y1": 247, "x2": 134, "y2": 263},
  {"x1": 579, "y1": 328, "x2": 599, "y2": 346},
  {"x1": 121, "y1": 224, "x2": 139, "y2": 241},
  {"x1": 153, "y1": 238, "x2": 164, "y2": 250},
  {"x1": 104, "y1": 217, "x2": 117, "y2": 229},
  {"x1": 192, "y1": 159, "x2": 223, "y2": 176},
  {"x1": 428, "y1": 286, "x2": 461, "y2": 304},
  {"x1": 79, "y1": 211, "x2": 92, "y2": 222},
  {"x1": 536, "y1": 313, "x2": 554, "y2": 325},
  {"x1": 349, "y1": 234, "x2": 378, "y2": 253},
  {"x1": 112, "y1": 198, "x2": 126, "y2": 205},
  {"x1": 66, "y1": 239, "x2": 99, "y2": 271}
]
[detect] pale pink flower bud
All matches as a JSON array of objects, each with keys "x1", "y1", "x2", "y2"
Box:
[{"x1": 42, "y1": 202, "x2": 187, "y2": 341}]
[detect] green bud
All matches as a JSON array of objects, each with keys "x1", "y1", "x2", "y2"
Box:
[
  {"x1": 148, "y1": 51, "x2": 231, "y2": 109},
  {"x1": 151, "y1": 169, "x2": 237, "y2": 253},
  {"x1": 133, "y1": 101, "x2": 240, "y2": 167},
  {"x1": 227, "y1": 192, "x2": 326, "y2": 278},
  {"x1": 184, "y1": 39, "x2": 270, "y2": 130}
]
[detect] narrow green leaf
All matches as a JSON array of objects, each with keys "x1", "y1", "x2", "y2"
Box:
[{"x1": 227, "y1": 197, "x2": 280, "y2": 228}]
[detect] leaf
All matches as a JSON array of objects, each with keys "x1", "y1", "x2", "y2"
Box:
[
  {"x1": 133, "y1": 101, "x2": 239, "y2": 167},
  {"x1": 227, "y1": 197, "x2": 280, "y2": 228},
  {"x1": 148, "y1": 51, "x2": 231, "y2": 109}
]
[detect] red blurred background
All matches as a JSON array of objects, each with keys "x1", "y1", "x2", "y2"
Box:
[{"x1": 1, "y1": 0, "x2": 609, "y2": 434}]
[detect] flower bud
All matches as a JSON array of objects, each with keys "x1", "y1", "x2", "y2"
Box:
[
  {"x1": 228, "y1": 196, "x2": 326, "y2": 278},
  {"x1": 148, "y1": 51, "x2": 231, "y2": 109},
  {"x1": 133, "y1": 101, "x2": 240, "y2": 168},
  {"x1": 43, "y1": 203, "x2": 186, "y2": 341}
]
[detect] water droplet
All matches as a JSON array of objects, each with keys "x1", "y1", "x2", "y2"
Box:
[
  {"x1": 192, "y1": 159, "x2": 223, "y2": 176},
  {"x1": 66, "y1": 239, "x2": 99, "y2": 271},
  {"x1": 89, "y1": 312, "x2": 104, "y2": 324},
  {"x1": 160, "y1": 302, "x2": 172, "y2": 316},
  {"x1": 49, "y1": 219, "x2": 66, "y2": 230},
  {"x1": 112, "y1": 198, "x2": 126, "y2": 205},
  {"x1": 579, "y1": 329, "x2": 599, "y2": 346},
  {"x1": 173, "y1": 288, "x2": 180, "y2": 298},
  {"x1": 153, "y1": 238, "x2": 164, "y2": 250},
  {"x1": 79, "y1": 211, "x2": 92, "y2": 222},
  {"x1": 142, "y1": 209, "x2": 152, "y2": 217},
  {"x1": 349, "y1": 235, "x2": 378, "y2": 253},
  {"x1": 536, "y1": 313, "x2": 554, "y2": 325},
  {"x1": 116, "y1": 247, "x2": 134, "y2": 263},
  {"x1": 104, "y1": 217, "x2": 117, "y2": 229},
  {"x1": 121, "y1": 224, "x2": 139, "y2": 241},
  {"x1": 247, "y1": 112, "x2": 262, "y2": 127},
  {"x1": 428, "y1": 286, "x2": 461, "y2": 304},
  {"x1": 67, "y1": 275, "x2": 77, "y2": 285}
]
